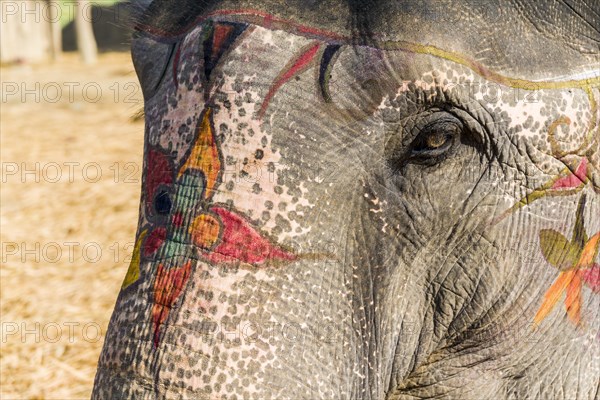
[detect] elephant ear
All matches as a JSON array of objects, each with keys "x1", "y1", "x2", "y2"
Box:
[{"x1": 539, "y1": 229, "x2": 581, "y2": 271}]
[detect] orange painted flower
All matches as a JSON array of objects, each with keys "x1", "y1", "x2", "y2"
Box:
[{"x1": 534, "y1": 194, "x2": 600, "y2": 326}]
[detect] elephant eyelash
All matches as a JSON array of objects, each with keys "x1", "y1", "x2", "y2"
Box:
[{"x1": 383, "y1": 112, "x2": 464, "y2": 171}]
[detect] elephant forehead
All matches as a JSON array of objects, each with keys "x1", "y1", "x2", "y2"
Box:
[
  {"x1": 137, "y1": 0, "x2": 599, "y2": 80},
  {"x1": 139, "y1": 4, "x2": 600, "y2": 166},
  {"x1": 145, "y1": 21, "x2": 598, "y2": 156},
  {"x1": 142, "y1": 21, "x2": 598, "y2": 217}
]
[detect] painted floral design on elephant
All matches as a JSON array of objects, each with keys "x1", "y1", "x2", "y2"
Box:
[
  {"x1": 121, "y1": 106, "x2": 297, "y2": 347},
  {"x1": 534, "y1": 194, "x2": 600, "y2": 327}
]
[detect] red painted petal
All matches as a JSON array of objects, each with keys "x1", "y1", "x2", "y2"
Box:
[
  {"x1": 211, "y1": 24, "x2": 235, "y2": 62},
  {"x1": 152, "y1": 261, "x2": 192, "y2": 347},
  {"x1": 550, "y1": 158, "x2": 588, "y2": 190},
  {"x1": 259, "y1": 42, "x2": 321, "y2": 118},
  {"x1": 143, "y1": 227, "x2": 167, "y2": 257},
  {"x1": 582, "y1": 263, "x2": 600, "y2": 293},
  {"x1": 145, "y1": 148, "x2": 174, "y2": 214},
  {"x1": 172, "y1": 212, "x2": 184, "y2": 227},
  {"x1": 204, "y1": 206, "x2": 297, "y2": 265}
]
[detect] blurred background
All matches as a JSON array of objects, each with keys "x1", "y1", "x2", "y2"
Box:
[{"x1": 1, "y1": 1, "x2": 147, "y2": 397}]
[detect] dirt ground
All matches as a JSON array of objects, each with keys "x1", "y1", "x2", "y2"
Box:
[{"x1": 1, "y1": 52, "x2": 144, "y2": 399}]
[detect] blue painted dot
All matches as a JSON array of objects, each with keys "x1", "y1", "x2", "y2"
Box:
[{"x1": 154, "y1": 190, "x2": 172, "y2": 214}]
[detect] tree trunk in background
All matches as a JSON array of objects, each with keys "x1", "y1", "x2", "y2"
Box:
[
  {"x1": 74, "y1": 0, "x2": 97, "y2": 65},
  {"x1": 48, "y1": 0, "x2": 62, "y2": 60},
  {"x1": 0, "y1": 0, "x2": 51, "y2": 63}
]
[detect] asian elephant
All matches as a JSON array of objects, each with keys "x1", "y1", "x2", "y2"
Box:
[{"x1": 92, "y1": 1, "x2": 600, "y2": 398}]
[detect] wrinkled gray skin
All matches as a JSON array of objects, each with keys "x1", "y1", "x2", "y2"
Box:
[{"x1": 94, "y1": 1, "x2": 600, "y2": 399}]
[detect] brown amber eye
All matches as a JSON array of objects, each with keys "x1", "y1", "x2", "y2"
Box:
[
  {"x1": 408, "y1": 115, "x2": 463, "y2": 162},
  {"x1": 425, "y1": 132, "x2": 451, "y2": 149}
]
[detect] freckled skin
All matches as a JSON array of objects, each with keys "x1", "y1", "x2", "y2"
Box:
[{"x1": 93, "y1": 1, "x2": 599, "y2": 399}]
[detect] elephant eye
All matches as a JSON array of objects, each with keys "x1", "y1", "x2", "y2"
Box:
[
  {"x1": 154, "y1": 189, "x2": 172, "y2": 215},
  {"x1": 424, "y1": 132, "x2": 451, "y2": 149},
  {"x1": 408, "y1": 116, "x2": 462, "y2": 162}
]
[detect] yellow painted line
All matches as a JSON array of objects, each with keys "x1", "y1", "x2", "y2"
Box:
[{"x1": 381, "y1": 41, "x2": 600, "y2": 91}]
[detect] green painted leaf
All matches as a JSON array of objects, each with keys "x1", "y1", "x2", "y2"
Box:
[{"x1": 539, "y1": 229, "x2": 581, "y2": 271}]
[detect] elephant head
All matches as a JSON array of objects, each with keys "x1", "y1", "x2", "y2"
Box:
[{"x1": 93, "y1": 1, "x2": 599, "y2": 398}]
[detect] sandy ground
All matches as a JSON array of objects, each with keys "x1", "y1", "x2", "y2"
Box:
[{"x1": 1, "y1": 52, "x2": 144, "y2": 399}]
